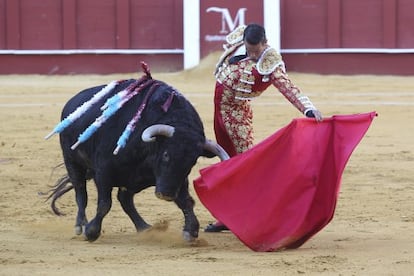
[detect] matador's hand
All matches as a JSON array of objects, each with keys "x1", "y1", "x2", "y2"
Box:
[{"x1": 305, "y1": 109, "x2": 323, "y2": 122}]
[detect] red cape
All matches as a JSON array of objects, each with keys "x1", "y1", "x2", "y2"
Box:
[{"x1": 194, "y1": 112, "x2": 377, "y2": 251}]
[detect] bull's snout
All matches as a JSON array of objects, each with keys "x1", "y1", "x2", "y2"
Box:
[
  {"x1": 155, "y1": 191, "x2": 175, "y2": 201},
  {"x1": 155, "y1": 180, "x2": 180, "y2": 201}
]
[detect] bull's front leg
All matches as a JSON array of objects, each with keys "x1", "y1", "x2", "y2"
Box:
[
  {"x1": 84, "y1": 182, "x2": 112, "y2": 242},
  {"x1": 117, "y1": 187, "x2": 151, "y2": 231},
  {"x1": 174, "y1": 179, "x2": 199, "y2": 241}
]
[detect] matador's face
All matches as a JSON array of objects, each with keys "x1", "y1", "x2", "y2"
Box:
[{"x1": 244, "y1": 40, "x2": 268, "y2": 61}]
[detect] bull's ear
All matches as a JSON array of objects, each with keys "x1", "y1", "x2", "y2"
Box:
[{"x1": 201, "y1": 140, "x2": 230, "y2": 161}]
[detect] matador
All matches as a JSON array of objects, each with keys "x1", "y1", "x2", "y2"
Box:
[{"x1": 213, "y1": 24, "x2": 323, "y2": 158}]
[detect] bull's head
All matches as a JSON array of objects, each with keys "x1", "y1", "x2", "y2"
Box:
[{"x1": 141, "y1": 124, "x2": 229, "y2": 201}]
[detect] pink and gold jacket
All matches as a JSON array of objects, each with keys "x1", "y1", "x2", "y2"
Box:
[{"x1": 214, "y1": 25, "x2": 316, "y2": 115}]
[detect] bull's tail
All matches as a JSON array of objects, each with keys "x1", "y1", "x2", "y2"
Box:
[{"x1": 41, "y1": 174, "x2": 73, "y2": 216}]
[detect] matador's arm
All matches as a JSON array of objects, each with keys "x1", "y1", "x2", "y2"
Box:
[{"x1": 270, "y1": 66, "x2": 318, "y2": 116}]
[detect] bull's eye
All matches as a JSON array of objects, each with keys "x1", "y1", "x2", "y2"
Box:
[{"x1": 162, "y1": 151, "x2": 170, "y2": 162}]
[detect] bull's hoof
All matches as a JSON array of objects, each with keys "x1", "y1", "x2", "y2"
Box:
[
  {"x1": 74, "y1": 225, "x2": 85, "y2": 235},
  {"x1": 84, "y1": 225, "x2": 101, "y2": 242},
  {"x1": 182, "y1": 231, "x2": 197, "y2": 242},
  {"x1": 136, "y1": 223, "x2": 151, "y2": 232}
]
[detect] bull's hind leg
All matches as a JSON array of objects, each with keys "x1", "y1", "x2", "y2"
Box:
[
  {"x1": 117, "y1": 188, "x2": 151, "y2": 231},
  {"x1": 174, "y1": 179, "x2": 200, "y2": 241},
  {"x1": 84, "y1": 174, "x2": 113, "y2": 241},
  {"x1": 65, "y1": 162, "x2": 88, "y2": 235}
]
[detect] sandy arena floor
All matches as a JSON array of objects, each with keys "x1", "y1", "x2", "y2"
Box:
[{"x1": 0, "y1": 53, "x2": 413, "y2": 275}]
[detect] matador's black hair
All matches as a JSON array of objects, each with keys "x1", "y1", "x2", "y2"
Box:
[{"x1": 243, "y1": 23, "x2": 267, "y2": 45}]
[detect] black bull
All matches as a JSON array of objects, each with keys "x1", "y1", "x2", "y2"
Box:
[{"x1": 45, "y1": 68, "x2": 228, "y2": 242}]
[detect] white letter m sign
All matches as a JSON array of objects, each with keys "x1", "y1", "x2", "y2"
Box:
[{"x1": 206, "y1": 7, "x2": 247, "y2": 34}]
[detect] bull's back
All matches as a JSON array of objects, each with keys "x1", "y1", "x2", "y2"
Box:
[
  {"x1": 61, "y1": 80, "x2": 136, "y2": 121},
  {"x1": 59, "y1": 78, "x2": 204, "y2": 157},
  {"x1": 59, "y1": 80, "x2": 136, "y2": 157}
]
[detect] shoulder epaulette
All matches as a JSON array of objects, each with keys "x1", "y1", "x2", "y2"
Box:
[
  {"x1": 257, "y1": 47, "x2": 284, "y2": 75},
  {"x1": 226, "y1": 25, "x2": 246, "y2": 45}
]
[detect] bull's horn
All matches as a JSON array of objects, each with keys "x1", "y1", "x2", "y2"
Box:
[
  {"x1": 141, "y1": 124, "x2": 175, "y2": 142},
  {"x1": 203, "y1": 139, "x2": 230, "y2": 161}
]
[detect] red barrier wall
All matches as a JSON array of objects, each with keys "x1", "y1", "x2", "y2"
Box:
[
  {"x1": 281, "y1": 0, "x2": 413, "y2": 49},
  {"x1": 0, "y1": 0, "x2": 413, "y2": 74}
]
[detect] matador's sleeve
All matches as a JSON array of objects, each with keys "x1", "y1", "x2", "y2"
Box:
[
  {"x1": 257, "y1": 47, "x2": 317, "y2": 115},
  {"x1": 270, "y1": 67, "x2": 317, "y2": 115}
]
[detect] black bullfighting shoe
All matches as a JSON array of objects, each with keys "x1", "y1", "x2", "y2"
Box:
[{"x1": 204, "y1": 222, "x2": 229, "y2": 232}]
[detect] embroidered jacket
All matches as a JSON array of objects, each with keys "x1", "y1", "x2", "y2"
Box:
[{"x1": 214, "y1": 25, "x2": 316, "y2": 115}]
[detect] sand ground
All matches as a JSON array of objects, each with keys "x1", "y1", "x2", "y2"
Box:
[{"x1": 0, "y1": 53, "x2": 413, "y2": 275}]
